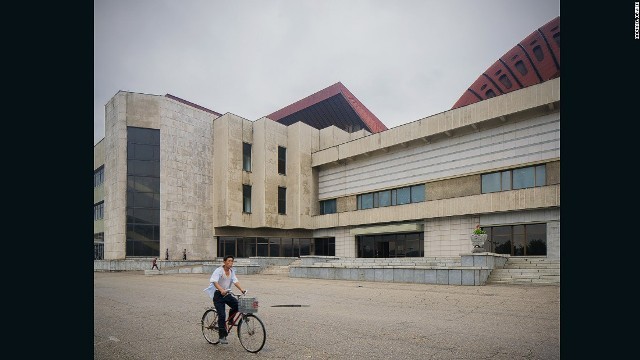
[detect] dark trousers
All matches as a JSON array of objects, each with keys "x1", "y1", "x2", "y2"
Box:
[{"x1": 213, "y1": 291, "x2": 239, "y2": 337}]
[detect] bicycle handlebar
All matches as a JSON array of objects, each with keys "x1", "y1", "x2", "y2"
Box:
[{"x1": 224, "y1": 289, "x2": 247, "y2": 297}]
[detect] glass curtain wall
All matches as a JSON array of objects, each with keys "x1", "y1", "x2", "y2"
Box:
[
  {"x1": 126, "y1": 127, "x2": 160, "y2": 257},
  {"x1": 218, "y1": 237, "x2": 335, "y2": 258}
]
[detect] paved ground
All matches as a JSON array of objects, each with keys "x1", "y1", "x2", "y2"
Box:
[{"x1": 94, "y1": 271, "x2": 560, "y2": 359}]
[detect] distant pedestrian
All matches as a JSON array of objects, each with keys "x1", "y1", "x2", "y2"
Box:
[
  {"x1": 183, "y1": 249, "x2": 187, "y2": 260},
  {"x1": 165, "y1": 248, "x2": 169, "y2": 260},
  {"x1": 151, "y1": 258, "x2": 159, "y2": 270}
]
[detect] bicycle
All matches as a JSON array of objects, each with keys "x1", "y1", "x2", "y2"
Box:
[{"x1": 201, "y1": 289, "x2": 266, "y2": 353}]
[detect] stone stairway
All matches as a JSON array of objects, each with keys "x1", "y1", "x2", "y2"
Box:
[
  {"x1": 261, "y1": 259, "x2": 302, "y2": 275},
  {"x1": 487, "y1": 257, "x2": 560, "y2": 285}
]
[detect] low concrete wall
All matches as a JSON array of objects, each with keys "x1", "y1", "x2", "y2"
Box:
[
  {"x1": 290, "y1": 253, "x2": 509, "y2": 286},
  {"x1": 94, "y1": 259, "x2": 210, "y2": 271},
  {"x1": 300, "y1": 255, "x2": 339, "y2": 266}
]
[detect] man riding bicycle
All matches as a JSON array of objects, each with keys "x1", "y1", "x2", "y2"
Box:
[{"x1": 209, "y1": 255, "x2": 246, "y2": 344}]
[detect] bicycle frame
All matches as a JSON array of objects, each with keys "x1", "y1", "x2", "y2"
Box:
[
  {"x1": 224, "y1": 309, "x2": 244, "y2": 332},
  {"x1": 202, "y1": 289, "x2": 266, "y2": 353}
]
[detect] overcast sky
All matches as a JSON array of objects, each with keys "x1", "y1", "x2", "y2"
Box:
[{"x1": 94, "y1": 0, "x2": 560, "y2": 145}]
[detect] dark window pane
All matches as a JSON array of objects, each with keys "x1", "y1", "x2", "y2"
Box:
[
  {"x1": 278, "y1": 146, "x2": 286, "y2": 174},
  {"x1": 535, "y1": 165, "x2": 546, "y2": 186},
  {"x1": 498, "y1": 74, "x2": 513, "y2": 89},
  {"x1": 282, "y1": 238, "x2": 293, "y2": 257},
  {"x1": 243, "y1": 185, "x2": 252, "y2": 213},
  {"x1": 269, "y1": 238, "x2": 281, "y2": 257},
  {"x1": 278, "y1": 187, "x2": 286, "y2": 214},
  {"x1": 378, "y1": 190, "x2": 391, "y2": 207},
  {"x1": 410, "y1": 185, "x2": 425, "y2": 203},
  {"x1": 553, "y1": 32, "x2": 560, "y2": 47},
  {"x1": 299, "y1": 238, "x2": 311, "y2": 256},
  {"x1": 320, "y1": 199, "x2": 337, "y2": 215},
  {"x1": 526, "y1": 224, "x2": 547, "y2": 255},
  {"x1": 491, "y1": 226, "x2": 512, "y2": 254},
  {"x1": 397, "y1": 187, "x2": 410, "y2": 205},
  {"x1": 360, "y1": 193, "x2": 373, "y2": 209},
  {"x1": 243, "y1": 143, "x2": 252, "y2": 171},
  {"x1": 501, "y1": 171, "x2": 512, "y2": 191},
  {"x1": 482, "y1": 172, "x2": 501, "y2": 193},
  {"x1": 533, "y1": 45, "x2": 544, "y2": 61},
  {"x1": 513, "y1": 167, "x2": 535, "y2": 189},
  {"x1": 515, "y1": 60, "x2": 528, "y2": 75},
  {"x1": 134, "y1": 144, "x2": 155, "y2": 160},
  {"x1": 485, "y1": 89, "x2": 496, "y2": 98},
  {"x1": 513, "y1": 225, "x2": 525, "y2": 256}
]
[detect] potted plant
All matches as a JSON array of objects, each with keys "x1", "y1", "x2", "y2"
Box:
[{"x1": 470, "y1": 225, "x2": 488, "y2": 253}]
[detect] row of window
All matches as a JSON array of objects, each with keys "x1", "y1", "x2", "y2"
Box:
[
  {"x1": 358, "y1": 184, "x2": 425, "y2": 210},
  {"x1": 218, "y1": 236, "x2": 335, "y2": 258},
  {"x1": 480, "y1": 223, "x2": 547, "y2": 256},
  {"x1": 320, "y1": 165, "x2": 547, "y2": 215},
  {"x1": 481, "y1": 164, "x2": 545, "y2": 193},
  {"x1": 243, "y1": 142, "x2": 287, "y2": 175},
  {"x1": 243, "y1": 185, "x2": 287, "y2": 214}
]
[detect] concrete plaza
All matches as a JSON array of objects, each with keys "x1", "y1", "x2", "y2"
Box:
[{"x1": 94, "y1": 271, "x2": 560, "y2": 359}]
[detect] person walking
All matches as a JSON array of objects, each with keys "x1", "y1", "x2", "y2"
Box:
[
  {"x1": 208, "y1": 255, "x2": 246, "y2": 344},
  {"x1": 151, "y1": 258, "x2": 159, "y2": 270}
]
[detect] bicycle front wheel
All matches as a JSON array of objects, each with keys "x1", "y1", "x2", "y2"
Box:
[
  {"x1": 201, "y1": 309, "x2": 220, "y2": 344},
  {"x1": 237, "y1": 314, "x2": 266, "y2": 353}
]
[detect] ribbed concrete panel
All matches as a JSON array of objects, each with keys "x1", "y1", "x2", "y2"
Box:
[
  {"x1": 160, "y1": 95, "x2": 215, "y2": 260},
  {"x1": 318, "y1": 113, "x2": 559, "y2": 199}
]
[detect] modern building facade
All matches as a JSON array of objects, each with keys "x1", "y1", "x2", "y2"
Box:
[
  {"x1": 94, "y1": 76, "x2": 560, "y2": 262},
  {"x1": 94, "y1": 16, "x2": 560, "y2": 263}
]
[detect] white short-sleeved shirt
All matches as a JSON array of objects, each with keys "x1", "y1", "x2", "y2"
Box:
[{"x1": 210, "y1": 266, "x2": 238, "y2": 290}]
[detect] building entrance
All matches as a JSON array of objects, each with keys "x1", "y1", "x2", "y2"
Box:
[{"x1": 357, "y1": 232, "x2": 424, "y2": 258}]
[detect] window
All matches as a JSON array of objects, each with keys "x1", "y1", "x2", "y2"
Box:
[
  {"x1": 357, "y1": 232, "x2": 424, "y2": 258},
  {"x1": 278, "y1": 187, "x2": 286, "y2": 214},
  {"x1": 378, "y1": 190, "x2": 391, "y2": 207},
  {"x1": 410, "y1": 185, "x2": 425, "y2": 202},
  {"x1": 481, "y1": 172, "x2": 501, "y2": 193},
  {"x1": 512, "y1": 167, "x2": 535, "y2": 189},
  {"x1": 218, "y1": 236, "x2": 334, "y2": 258},
  {"x1": 243, "y1": 185, "x2": 252, "y2": 213},
  {"x1": 532, "y1": 45, "x2": 544, "y2": 61},
  {"x1": 498, "y1": 74, "x2": 512, "y2": 89},
  {"x1": 482, "y1": 164, "x2": 546, "y2": 193},
  {"x1": 515, "y1": 60, "x2": 528, "y2": 75},
  {"x1": 356, "y1": 184, "x2": 426, "y2": 210},
  {"x1": 396, "y1": 187, "x2": 411, "y2": 205},
  {"x1": 553, "y1": 32, "x2": 560, "y2": 47},
  {"x1": 94, "y1": 202, "x2": 104, "y2": 220},
  {"x1": 485, "y1": 89, "x2": 496, "y2": 98},
  {"x1": 484, "y1": 223, "x2": 547, "y2": 256},
  {"x1": 278, "y1": 146, "x2": 286, "y2": 175},
  {"x1": 94, "y1": 166, "x2": 104, "y2": 187},
  {"x1": 320, "y1": 199, "x2": 337, "y2": 215},
  {"x1": 243, "y1": 142, "x2": 252, "y2": 172},
  {"x1": 358, "y1": 193, "x2": 374, "y2": 209},
  {"x1": 126, "y1": 127, "x2": 160, "y2": 257}
]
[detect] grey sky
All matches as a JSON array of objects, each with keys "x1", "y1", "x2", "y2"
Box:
[{"x1": 94, "y1": 0, "x2": 560, "y2": 145}]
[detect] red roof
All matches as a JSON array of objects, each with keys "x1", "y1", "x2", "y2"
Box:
[
  {"x1": 452, "y1": 16, "x2": 560, "y2": 109},
  {"x1": 267, "y1": 82, "x2": 387, "y2": 133}
]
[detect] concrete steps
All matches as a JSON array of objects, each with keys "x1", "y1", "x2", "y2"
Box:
[
  {"x1": 261, "y1": 259, "x2": 301, "y2": 275},
  {"x1": 487, "y1": 257, "x2": 560, "y2": 285}
]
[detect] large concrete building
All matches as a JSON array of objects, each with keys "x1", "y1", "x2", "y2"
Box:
[{"x1": 94, "y1": 18, "x2": 560, "y2": 267}]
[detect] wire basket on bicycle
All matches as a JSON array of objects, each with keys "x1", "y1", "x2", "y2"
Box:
[{"x1": 238, "y1": 297, "x2": 259, "y2": 313}]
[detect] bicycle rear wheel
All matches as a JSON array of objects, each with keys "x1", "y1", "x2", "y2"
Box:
[
  {"x1": 237, "y1": 314, "x2": 266, "y2": 353},
  {"x1": 201, "y1": 309, "x2": 220, "y2": 344}
]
